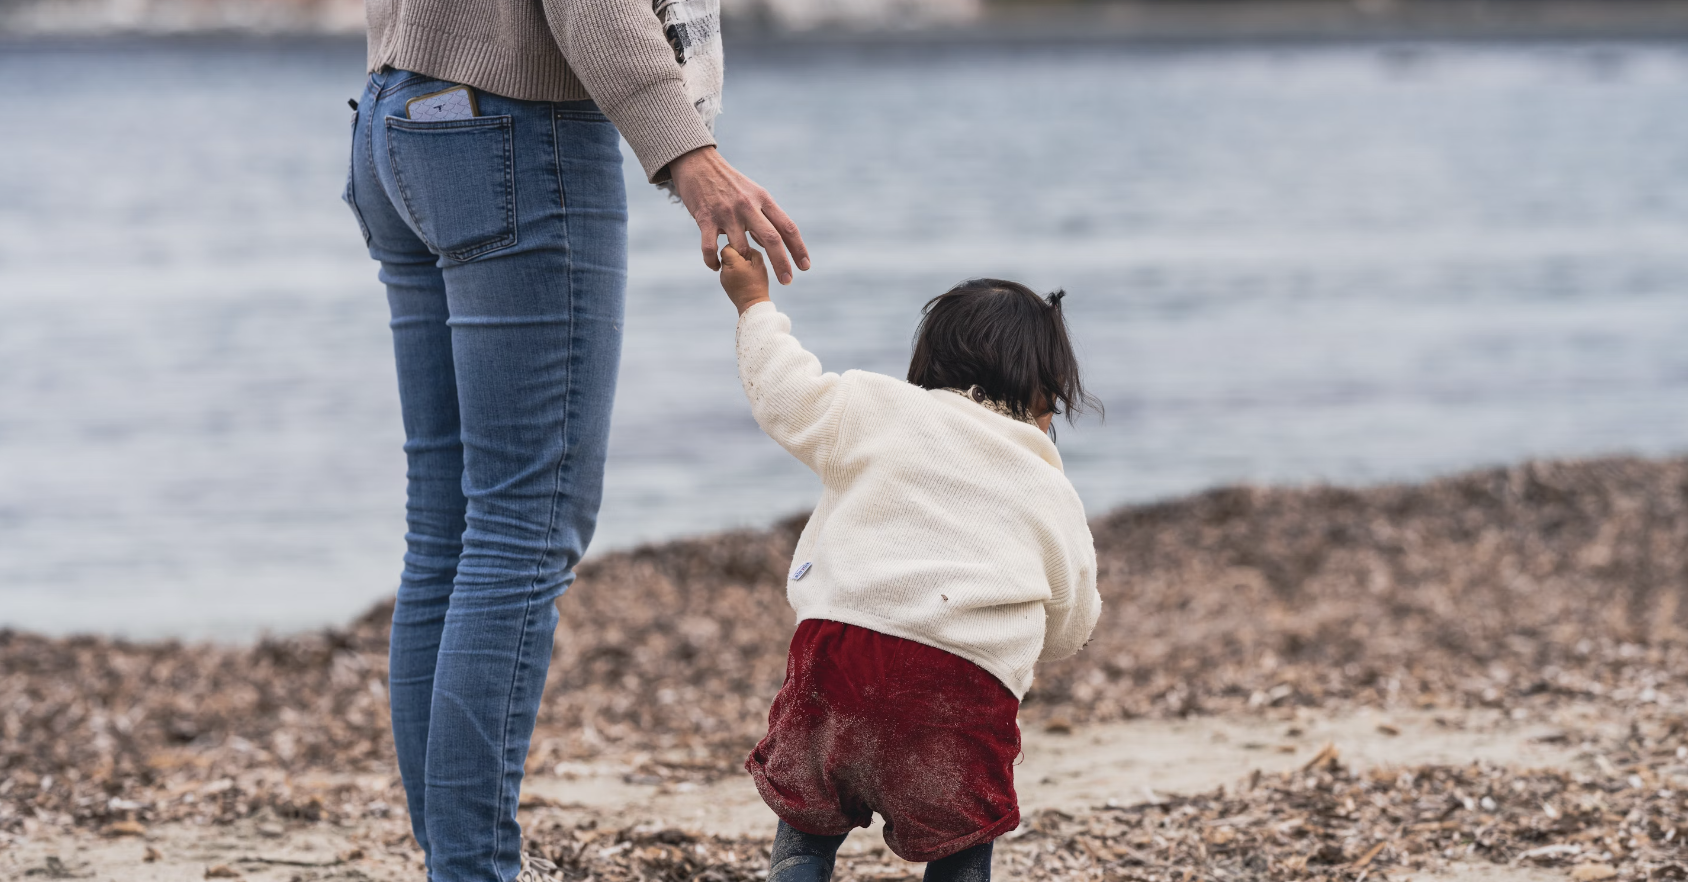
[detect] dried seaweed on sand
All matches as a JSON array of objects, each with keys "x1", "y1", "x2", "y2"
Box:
[{"x1": 2, "y1": 457, "x2": 1686, "y2": 879}]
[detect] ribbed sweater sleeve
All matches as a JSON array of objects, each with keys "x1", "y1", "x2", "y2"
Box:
[
  {"x1": 735, "y1": 302, "x2": 853, "y2": 476},
  {"x1": 1039, "y1": 539, "x2": 1101, "y2": 662},
  {"x1": 540, "y1": 0, "x2": 718, "y2": 182}
]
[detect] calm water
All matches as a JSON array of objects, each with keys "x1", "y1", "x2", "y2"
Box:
[{"x1": 3, "y1": 38, "x2": 1686, "y2": 638}]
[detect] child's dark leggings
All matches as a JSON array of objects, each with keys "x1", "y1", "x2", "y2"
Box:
[{"x1": 769, "y1": 821, "x2": 994, "y2": 882}]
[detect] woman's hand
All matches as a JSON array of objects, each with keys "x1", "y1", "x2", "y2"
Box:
[
  {"x1": 669, "y1": 146, "x2": 809, "y2": 285},
  {"x1": 719, "y1": 246, "x2": 771, "y2": 314}
]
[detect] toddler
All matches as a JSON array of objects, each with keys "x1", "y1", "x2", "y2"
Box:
[{"x1": 720, "y1": 246, "x2": 1102, "y2": 882}]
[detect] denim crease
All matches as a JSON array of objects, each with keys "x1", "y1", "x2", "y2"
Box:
[{"x1": 346, "y1": 68, "x2": 628, "y2": 882}]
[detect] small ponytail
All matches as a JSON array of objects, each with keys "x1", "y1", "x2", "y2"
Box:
[{"x1": 1047, "y1": 289, "x2": 1066, "y2": 308}]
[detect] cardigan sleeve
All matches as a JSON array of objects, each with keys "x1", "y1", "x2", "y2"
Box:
[
  {"x1": 735, "y1": 302, "x2": 853, "y2": 477},
  {"x1": 540, "y1": 0, "x2": 717, "y2": 182},
  {"x1": 1038, "y1": 523, "x2": 1101, "y2": 662}
]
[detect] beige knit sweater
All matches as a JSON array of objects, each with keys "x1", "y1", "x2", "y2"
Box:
[
  {"x1": 365, "y1": 0, "x2": 717, "y2": 182},
  {"x1": 736, "y1": 302, "x2": 1102, "y2": 699}
]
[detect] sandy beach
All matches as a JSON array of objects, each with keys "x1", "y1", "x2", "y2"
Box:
[{"x1": 3, "y1": 456, "x2": 1685, "y2": 880}]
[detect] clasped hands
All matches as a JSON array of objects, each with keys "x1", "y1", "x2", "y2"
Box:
[{"x1": 667, "y1": 145, "x2": 808, "y2": 287}]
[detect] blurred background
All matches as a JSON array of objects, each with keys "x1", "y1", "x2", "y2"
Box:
[{"x1": 2, "y1": 0, "x2": 1686, "y2": 639}]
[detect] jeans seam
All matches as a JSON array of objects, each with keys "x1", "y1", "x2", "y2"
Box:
[
  {"x1": 487, "y1": 108, "x2": 572, "y2": 880},
  {"x1": 490, "y1": 595, "x2": 538, "y2": 880},
  {"x1": 345, "y1": 110, "x2": 373, "y2": 246},
  {"x1": 535, "y1": 102, "x2": 574, "y2": 599},
  {"x1": 542, "y1": 101, "x2": 576, "y2": 590},
  {"x1": 363, "y1": 90, "x2": 378, "y2": 203}
]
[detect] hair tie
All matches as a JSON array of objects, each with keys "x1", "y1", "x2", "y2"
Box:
[{"x1": 1047, "y1": 290, "x2": 1066, "y2": 308}]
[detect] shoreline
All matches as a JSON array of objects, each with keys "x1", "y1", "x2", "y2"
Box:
[
  {"x1": 6, "y1": 450, "x2": 1686, "y2": 646},
  {"x1": 1, "y1": 452, "x2": 1685, "y2": 648}
]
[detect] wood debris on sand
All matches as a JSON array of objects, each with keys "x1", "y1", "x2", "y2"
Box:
[{"x1": 2, "y1": 456, "x2": 1686, "y2": 879}]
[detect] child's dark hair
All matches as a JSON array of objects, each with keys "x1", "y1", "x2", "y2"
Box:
[{"x1": 907, "y1": 279, "x2": 1101, "y2": 429}]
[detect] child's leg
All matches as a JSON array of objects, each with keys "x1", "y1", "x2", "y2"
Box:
[
  {"x1": 923, "y1": 841, "x2": 993, "y2": 882},
  {"x1": 770, "y1": 821, "x2": 850, "y2": 882}
]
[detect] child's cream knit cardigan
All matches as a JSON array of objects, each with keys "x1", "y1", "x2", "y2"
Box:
[{"x1": 736, "y1": 301, "x2": 1101, "y2": 699}]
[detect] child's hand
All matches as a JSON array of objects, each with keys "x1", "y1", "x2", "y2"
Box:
[{"x1": 720, "y1": 245, "x2": 771, "y2": 315}]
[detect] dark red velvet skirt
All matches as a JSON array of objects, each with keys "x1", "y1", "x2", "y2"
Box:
[{"x1": 745, "y1": 619, "x2": 1022, "y2": 862}]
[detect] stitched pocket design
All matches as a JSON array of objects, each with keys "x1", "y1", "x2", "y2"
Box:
[{"x1": 385, "y1": 115, "x2": 517, "y2": 261}]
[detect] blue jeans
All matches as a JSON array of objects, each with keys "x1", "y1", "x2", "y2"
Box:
[{"x1": 345, "y1": 68, "x2": 628, "y2": 881}]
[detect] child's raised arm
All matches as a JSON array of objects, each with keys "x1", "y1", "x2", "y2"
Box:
[{"x1": 725, "y1": 247, "x2": 853, "y2": 476}]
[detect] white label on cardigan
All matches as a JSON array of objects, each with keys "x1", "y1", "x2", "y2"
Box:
[{"x1": 790, "y1": 562, "x2": 812, "y2": 581}]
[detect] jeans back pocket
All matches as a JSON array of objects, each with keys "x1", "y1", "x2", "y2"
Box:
[{"x1": 385, "y1": 115, "x2": 517, "y2": 262}]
